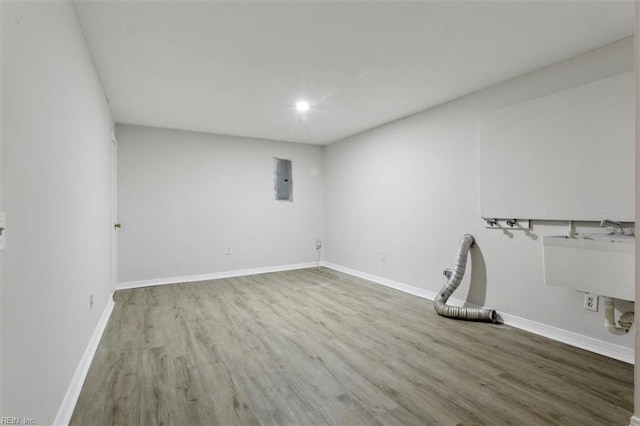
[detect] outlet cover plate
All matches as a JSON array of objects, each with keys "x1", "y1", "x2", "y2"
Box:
[
  {"x1": 584, "y1": 293, "x2": 598, "y2": 312},
  {"x1": 0, "y1": 212, "x2": 6, "y2": 251}
]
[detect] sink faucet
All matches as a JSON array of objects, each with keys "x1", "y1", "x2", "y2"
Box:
[{"x1": 600, "y1": 219, "x2": 622, "y2": 233}]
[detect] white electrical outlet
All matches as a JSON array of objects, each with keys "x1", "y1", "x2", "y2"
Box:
[
  {"x1": 0, "y1": 212, "x2": 6, "y2": 251},
  {"x1": 89, "y1": 293, "x2": 94, "y2": 310},
  {"x1": 225, "y1": 246, "x2": 232, "y2": 255},
  {"x1": 584, "y1": 293, "x2": 598, "y2": 312},
  {"x1": 315, "y1": 238, "x2": 322, "y2": 251},
  {"x1": 379, "y1": 250, "x2": 385, "y2": 260}
]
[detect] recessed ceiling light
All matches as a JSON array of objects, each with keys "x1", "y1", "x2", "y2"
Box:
[{"x1": 295, "y1": 101, "x2": 310, "y2": 112}]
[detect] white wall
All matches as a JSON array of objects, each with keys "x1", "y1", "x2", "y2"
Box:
[
  {"x1": 325, "y1": 38, "x2": 635, "y2": 351},
  {"x1": 634, "y1": 3, "x2": 639, "y2": 423},
  {"x1": 116, "y1": 124, "x2": 324, "y2": 283},
  {"x1": 2, "y1": 3, "x2": 114, "y2": 423},
  {"x1": 0, "y1": 1, "x2": 4, "y2": 416}
]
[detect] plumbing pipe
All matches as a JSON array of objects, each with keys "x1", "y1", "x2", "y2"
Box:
[
  {"x1": 603, "y1": 296, "x2": 634, "y2": 335},
  {"x1": 566, "y1": 220, "x2": 575, "y2": 238},
  {"x1": 600, "y1": 219, "x2": 622, "y2": 234},
  {"x1": 434, "y1": 234, "x2": 497, "y2": 323}
]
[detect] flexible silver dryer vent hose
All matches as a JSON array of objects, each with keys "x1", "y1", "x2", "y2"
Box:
[{"x1": 434, "y1": 234, "x2": 497, "y2": 323}]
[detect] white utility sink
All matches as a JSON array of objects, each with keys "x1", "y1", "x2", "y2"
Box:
[{"x1": 542, "y1": 234, "x2": 634, "y2": 301}]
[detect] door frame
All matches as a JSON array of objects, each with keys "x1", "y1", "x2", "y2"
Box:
[{"x1": 110, "y1": 130, "x2": 118, "y2": 290}]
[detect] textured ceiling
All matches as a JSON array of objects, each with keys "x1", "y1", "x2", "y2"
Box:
[{"x1": 74, "y1": 1, "x2": 635, "y2": 145}]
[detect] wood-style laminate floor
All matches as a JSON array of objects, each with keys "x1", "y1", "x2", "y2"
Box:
[{"x1": 70, "y1": 267, "x2": 633, "y2": 426}]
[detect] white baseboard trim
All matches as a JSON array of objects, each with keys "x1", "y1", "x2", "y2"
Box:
[
  {"x1": 117, "y1": 262, "x2": 320, "y2": 290},
  {"x1": 53, "y1": 294, "x2": 115, "y2": 426},
  {"x1": 629, "y1": 415, "x2": 640, "y2": 426},
  {"x1": 320, "y1": 261, "x2": 485, "y2": 309},
  {"x1": 499, "y1": 312, "x2": 634, "y2": 364},
  {"x1": 321, "y1": 261, "x2": 440, "y2": 300},
  {"x1": 320, "y1": 261, "x2": 634, "y2": 364}
]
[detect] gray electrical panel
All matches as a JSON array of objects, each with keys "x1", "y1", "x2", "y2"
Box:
[{"x1": 274, "y1": 158, "x2": 293, "y2": 202}]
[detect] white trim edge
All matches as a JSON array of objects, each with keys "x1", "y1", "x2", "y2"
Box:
[
  {"x1": 629, "y1": 415, "x2": 640, "y2": 426},
  {"x1": 117, "y1": 262, "x2": 319, "y2": 290},
  {"x1": 499, "y1": 312, "x2": 633, "y2": 364},
  {"x1": 53, "y1": 294, "x2": 115, "y2": 426},
  {"x1": 321, "y1": 261, "x2": 439, "y2": 300},
  {"x1": 320, "y1": 261, "x2": 634, "y2": 364}
]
